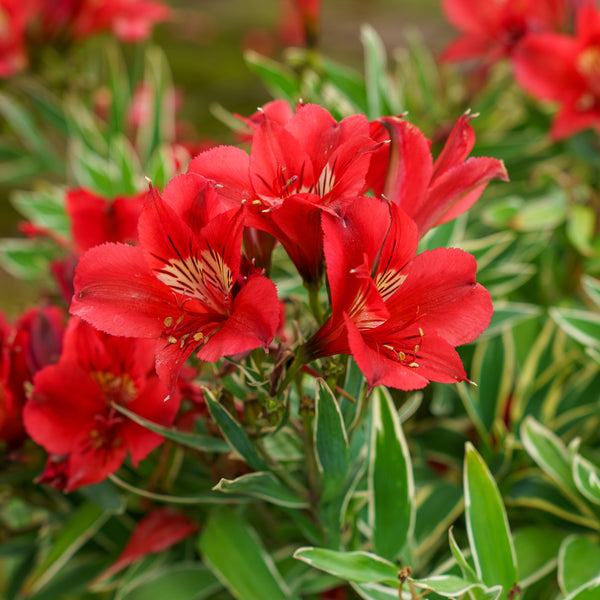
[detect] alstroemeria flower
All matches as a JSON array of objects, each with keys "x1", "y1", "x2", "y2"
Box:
[
  {"x1": 513, "y1": 1, "x2": 600, "y2": 139},
  {"x1": 367, "y1": 113, "x2": 508, "y2": 237},
  {"x1": 66, "y1": 188, "x2": 144, "y2": 254},
  {"x1": 71, "y1": 174, "x2": 280, "y2": 390},
  {"x1": 23, "y1": 317, "x2": 177, "y2": 491},
  {"x1": 441, "y1": 0, "x2": 568, "y2": 64},
  {"x1": 302, "y1": 196, "x2": 493, "y2": 390},
  {"x1": 1, "y1": 306, "x2": 65, "y2": 444},
  {"x1": 189, "y1": 103, "x2": 381, "y2": 285},
  {"x1": 0, "y1": 0, "x2": 37, "y2": 76}
]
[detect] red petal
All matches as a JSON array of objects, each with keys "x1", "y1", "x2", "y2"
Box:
[
  {"x1": 431, "y1": 114, "x2": 476, "y2": 181},
  {"x1": 71, "y1": 243, "x2": 174, "y2": 338},
  {"x1": 101, "y1": 508, "x2": 198, "y2": 578},
  {"x1": 386, "y1": 248, "x2": 493, "y2": 347},
  {"x1": 197, "y1": 275, "x2": 280, "y2": 361},
  {"x1": 188, "y1": 145, "x2": 253, "y2": 206}
]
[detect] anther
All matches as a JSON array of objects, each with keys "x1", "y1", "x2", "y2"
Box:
[
  {"x1": 164, "y1": 316, "x2": 173, "y2": 327},
  {"x1": 167, "y1": 336, "x2": 177, "y2": 344},
  {"x1": 409, "y1": 362, "x2": 419, "y2": 368}
]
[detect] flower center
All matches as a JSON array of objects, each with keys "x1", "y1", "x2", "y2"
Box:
[
  {"x1": 577, "y1": 46, "x2": 600, "y2": 99},
  {"x1": 92, "y1": 371, "x2": 137, "y2": 404}
]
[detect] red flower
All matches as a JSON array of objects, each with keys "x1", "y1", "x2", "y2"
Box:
[
  {"x1": 71, "y1": 174, "x2": 280, "y2": 390},
  {"x1": 303, "y1": 197, "x2": 492, "y2": 390},
  {"x1": 66, "y1": 188, "x2": 144, "y2": 254},
  {"x1": 441, "y1": 0, "x2": 568, "y2": 64},
  {"x1": 23, "y1": 317, "x2": 177, "y2": 491},
  {"x1": 368, "y1": 114, "x2": 508, "y2": 237},
  {"x1": 1, "y1": 306, "x2": 65, "y2": 444},
  {"x1": 189, "y1": 103, "x2": 380, "y2": 285},
  {"x1": 513, "y1": 1, "x2": 600, "y2": 139},
  {"x1": 0, "y1": 0, "x2": 37, "y2": 76}
]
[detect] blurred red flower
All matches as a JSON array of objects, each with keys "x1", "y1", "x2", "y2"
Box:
[{"x1": 24, "y1": 317, "x2": 177, "y2": 491}]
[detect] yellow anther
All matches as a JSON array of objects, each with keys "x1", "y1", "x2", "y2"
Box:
[
  {"x1": 193, "y1": 332, "x2": 204, "y2": 342},
  {"x1": 164, "y1": 316, "x2": 173, "y2": 327},
  {"x1": 418, "y1": 327, "x2": 424, "y2": 337},
  {"x1": 409, "y1": 362, "x2": 419, "y2": 368},
  {"x1": 398, "y1": 351, "x2": 406, "y2": 361},
  {"x1": 167, "y1": 336, "x2": 177, "y2": 344}
]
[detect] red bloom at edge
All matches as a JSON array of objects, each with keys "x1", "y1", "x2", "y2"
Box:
[
  {"x1": 71, "y1": 174, "x2": 280, "y2": 390},
  {"x1": 23, "y1": 317, "x2": 178, "y2": 491},
  {"x1": 303, "y1": 197, "x2": 493, "y2": 390},
  {"x1": 440, "y1": 0, "x2": 568, "y2": 64},
  {"x1": 513, "y1": 1, "x2": 600, "y2": 139},
  {"x1": 368, "y1": 113, "x2": 508, "y2": 238}
]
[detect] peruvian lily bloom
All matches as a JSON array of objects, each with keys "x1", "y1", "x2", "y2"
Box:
[
  {"x1": 189, "y1": 103, "x2": 381, "y2": 285},
  {"x1": 23, "y1": 317, "x2": 177, "y2": 491},
  {"x1": 0, "y1": 0, "x2": 37, "y2": 76},
  {"x1": 367, "y1": 113, "x2": 508, "y2": 237},
  {"x1": 302, "y1": 196, "x2": 493, "y2": 390},
  {"x1": 66, "y1": 188, "x2": 144, "y2": 254},
  {"x1": 1, "y1": 306, "x2": 65, "y2": 444},
  {"x1": 513, "y1": 1, "x2": 600, "y2": 139},
  {"x1": 71, "y1": 173, "x2": 280, "y2": 390},
  {"x1": 440, "y1": 0, "x2": 568, "y2": 64}
]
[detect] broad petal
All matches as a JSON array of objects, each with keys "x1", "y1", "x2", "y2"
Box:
[
  {"x1": 441, "y1": 0, "x2": 497, "y2": 34},
  {"x1": 513, "y1": 33, "x2": 581, "y2": 101},
  {"x1": 66, "y1": 423, "x2": 129, "y2": 491},
  {"x1": 197, "y1": 275, "x2": 280, "y2": 361},
  {"x1": 385, "y1": 248, "x2": 493, "y2": 347},
  {"x1": 71, "y1": 243, "x2": 175, "y2": 338},
  {"x1": 431, "y1": 114, "x2": 476, "y2": 181},
  {"x1": 188, "y1": 145, "x2": 254, "y2": 206},
  {"x1": 440, "y1": 35, "x2": 495, "y2": 62},
  {"x1": 551, "y1": 102, "x2": 600, "y2": 140},
  {"x1": 23, "y1": 364, "x2": 103, "y2": 455}
]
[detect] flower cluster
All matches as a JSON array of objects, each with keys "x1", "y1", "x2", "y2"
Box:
[
  {"x1": 442, "y1": 0, "x2": 600, "y2": 140},
  {"x1": 71, "y1": 101, "x2": 506, "y2": 396}
]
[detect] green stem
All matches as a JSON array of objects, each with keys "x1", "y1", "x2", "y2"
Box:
[
  {"x1": 274, "y1": 348, "x2": 307, "y2": 397},
  {"x1": 306, "y1": 281, "x2": 324, "y2": 325}
]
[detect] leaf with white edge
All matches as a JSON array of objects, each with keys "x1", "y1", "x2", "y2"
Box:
[
  {"x1": 582, "y1": 275, "x2": 600, "y2": 308},
  {"x1": 448, "y1": 527, "x2": 478, "y2": 583},
  {"x1": 369, "y1": 388, "x2": 415, "y2": 561},
  {"x1": 293, "y1": 548, "x2": 399, "y2": 585},
  {"x1": 559, "y1": 536, "x2": 600, "y2": 596},
  {"x1": 199, "y1": 507, "x2": 293, "y2": 600},
  {"x1": 112, "y1": 403, "x2": 230, "y2": 453},
  {"x1": 314, "y1": 379, "x2": 349, "y2": 502},
  {"x1": 521, "y1": 417, "x2": 579, "y2": 498},
  {"x1": 573, "y1": 454, "x2": 600, "y2": 505},
  {"x1": 351, "y1": 582, "x2": 409, "y2": 600},
  {"x1": 550, "y1": 307, "x2": 600, "y2": 350},
  {"x1": 464, "y1": 444, "x2": 518, "y2": 599},
  {"x1": 213, "y1": 472, "x2": 308, "y2": 508},
  {"x1": 244, "y1": 50, "x2": 299, "y2": 102},
  {"x1": 24, "y1": 503, "x2": 110, "y2": 594},
  {"x1": 411, "y1": 575, "x2": 502, "y2": 598},
  {"x1": 205, "y1": 392, "x2": 267, "y2": 471},
  {"x1": 360, "y1": 24, "x2": 387, "y2": 119},
  {"x1": 513, "y1": 527, "x2": 562, "y2": 587},
  {"x1": 563, "y1": 576, "x2": 600, "y2": 600},
  {"x1": 481, "y1": 302, "x2": 542, "y2": 339}
]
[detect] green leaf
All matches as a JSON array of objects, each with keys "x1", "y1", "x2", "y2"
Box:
[
  {"x1": 550, "y1": 307, "x2": 600, "y2": 350},
  {"x1": 361, "y1": 24, "x2": 387, "y2": 119},
  {"x1": 199, "y1": 507, "x2": 293, "y2": 600},
  {"x1": 0, "y1": 238, "x2": 56, "y2": 279},
  {"x1": 112, "y1": 403, "x2": 229, "y2": 453},
  {"x1": 78, "y1": 480, "x2": 124, "y2": 512},
  {"x1": 314, "y1": 379, "x2": 349, "y2": 502},
  {"x1": 480, "y1": 302, "x2": 542, "y2": 339},
  {"x1": 244, "y1": 51, "x2": 300, "y2": 103},
  {"x1": 293, "y1": 547, "x2": 398, "y2": 585},
  {"x1": 205, "y1": 391, "x2": 267, "y2": 470},
  {"x1": 411, "y1": 575, "x2": 502, "y2": 598},
  {"x1": 520, "y1": 417, "x2": 579, "y2": 499},
  {"x1": 448, "y1": 527, "x2": 478, "y2": 583},
  {"x1": 24, "y1": 503, "x2": 110, "y2": 594},
  {"x1": 11, "y1": 188, "x2": 69, "y2": 236},
  {"x1": 572, "y1": 454, "x2": 600, "y2": 505},
  {"x1": 213, "y1": 472, "x2": 308, "y2": 508},
  {"x1": 116, "y1": 563, "x2": 221, "y2": 600},
  {"x1": 563, "y1": 576, "x2": 600, "y2": 600},
  {"x1": 512, "y1": 526, "x2": 562, "y2": 587},
  {"x1": 582, "y1": 275, "x2": 600, "y2": 308},
  {"x1": 559, "y1": 536, "x2": 600, "y2": 596},
  {"x1": 567, "y1": 204, "x2": 596, "y2": 256},
  {"x1": 369, "y1": 388, "x2": 414, "y2": 561},
  {"x1": 464, "y1": 443, "x2": 518, "y2": 598}
]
